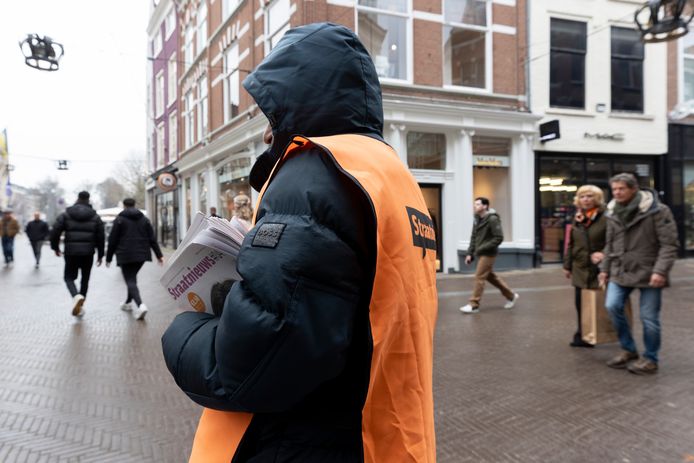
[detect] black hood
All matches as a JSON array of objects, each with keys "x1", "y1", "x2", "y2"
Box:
[
  {"x1": 119, "y1": 207, "x2": 144, "y2": 221},
  {"x1": 66, "y1": 202, "x2": 97, "y2": 222},
  {"x1": 242, "y1": 22, "x2": 384, "y2": 191}
]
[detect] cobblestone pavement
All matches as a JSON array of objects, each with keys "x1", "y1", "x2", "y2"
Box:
[{"x1": 1, "y1": 235, "x2": 693, "y2": 462}]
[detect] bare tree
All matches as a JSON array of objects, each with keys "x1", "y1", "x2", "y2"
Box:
[
  {"x1": 29, "y1": 178, "x2": 65, "y2": 223},
  {"x1": 96, "y1": 177, "x2": 126, "y2": 208},
  {"x1": 114, "y1": 151, "x2": 147, "y2": 206}
]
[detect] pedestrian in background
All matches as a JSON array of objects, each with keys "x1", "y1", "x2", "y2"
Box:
[
  {"x1": 563, "y1": 185, "x2": 607, "y2": 348},
  {"x1": 1, "y1": 209, "x2": 20, "y2": 267},
  {"x1": 232, "y1": 193, "x2": 253, "y2": 230},
  {"x1": 460, "y1": 197, "x2": 519, "y2": 314},
  {"x1": 599, "y1": 173, "x2": 678, "y2": 375},
  {"x1": 25, "y1": 211, "x2": 50, "y2": 268},
  {"x1": 50, "y1": 191, "x2": 105, "y2": 317},
  {"x1": 106, "y1": 198, "x2": 163, "y2": 321},
  {"x1": 209, "y1": 207, "x2": 221, "y2": 218}
]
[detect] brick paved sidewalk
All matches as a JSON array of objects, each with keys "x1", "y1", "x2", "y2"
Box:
[{"x1": 1, "y1": 234, "x2": 693, "y2": 462}]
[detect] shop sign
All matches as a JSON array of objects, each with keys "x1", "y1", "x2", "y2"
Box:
[
  {"x1": 473, "y1": 155, "x2": 509, "y2": 167},
  {"x1": 157, "y1": 172, "x2": 178, "y2": 192},
  {"x1": 584, "y1": 132, "x2": 625, "y2": 141}
]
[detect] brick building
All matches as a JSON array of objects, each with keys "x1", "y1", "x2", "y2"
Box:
[{"x1": 148, "y1": 0, "x2": 538, "y2": 271}]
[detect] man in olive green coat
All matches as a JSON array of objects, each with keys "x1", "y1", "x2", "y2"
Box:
[
  {"x1": 460, "y1": 197, "x2": 519, "y2": 314},
  {"x1": 599, "y1": 173, "x2": 679, "y2": 375}
]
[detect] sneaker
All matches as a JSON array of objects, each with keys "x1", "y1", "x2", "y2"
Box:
[
  {"x1": 627, "y1": 358, "x2": 658, "y2": 375},
  {"x1": 119, "y1": 302, "x2": 133, "y2": 312},
  {"x1": 72, "y1": 294, "x2": 85, "y2": 317},
  {"x1": 504, "y1": 293, "x2": 520, "y2": 309},
  {"x1": 133, "y1": 303, "x2": 148, "y2": 321},
  {"x1": 606, "y1": 350, "x2": 639, "y2": 369},
  {"x1": 459, "y1": 304, "x2": 479, "y2": 314}
]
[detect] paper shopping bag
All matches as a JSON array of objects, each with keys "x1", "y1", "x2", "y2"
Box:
[{"x1": 581, "y1": 288, "x2": 632, "y2": 345}]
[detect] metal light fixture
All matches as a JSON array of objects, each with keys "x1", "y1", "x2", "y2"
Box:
[
  {"x1": 18, "y1": 34, "x2": 64, "y2": 71},
  {"x1": 635, "y1": 0, "x2": 694, "y2": 42}
]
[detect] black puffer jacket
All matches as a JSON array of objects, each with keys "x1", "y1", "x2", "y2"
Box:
[
  {"x1": 106, "y1": 208, "x2": 162, "y2": 265},
  {"x1": 162, "y1": 23, "x2": 383, "y2": 462},
  {"x1": 25, "y1": 219, "x2": 49, "y2": 242},
  {"x1": 50, "y1": 202, "x2": 105, "y2": 258}
]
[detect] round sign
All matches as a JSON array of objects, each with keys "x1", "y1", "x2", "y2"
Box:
[{"x1": 157, "y1": 172, "x2": 177, "y2": 192}]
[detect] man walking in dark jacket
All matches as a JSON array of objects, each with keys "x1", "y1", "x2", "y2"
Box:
[
  {"x1": 460, "y1": 197, "x2": 519, "y2": 314},
  {"x1": 50, "y1": 191, "x2": 105, "y2": 317},
  {"x1": 599, "y1": 173, "x2": 679, "y2": 375},
  {"x1": 106, "y1": 198, "x2": 163, "y2": 321},
  {"x1": 25, "y1": 212, "x2": 50, "y2": 268}
]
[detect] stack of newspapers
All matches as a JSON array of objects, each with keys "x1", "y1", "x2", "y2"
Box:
[{"x1": 160, "y1": 212, "x2": 249, "y2": 314}]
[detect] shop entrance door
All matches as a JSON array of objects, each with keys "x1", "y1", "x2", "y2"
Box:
[{"x1": 419, "y1": 184, "x2": 443, "y2": 272}]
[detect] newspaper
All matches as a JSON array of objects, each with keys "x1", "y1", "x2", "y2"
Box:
[{"x1": 160, "y1": 212, "x2": 250, "y2": 314}]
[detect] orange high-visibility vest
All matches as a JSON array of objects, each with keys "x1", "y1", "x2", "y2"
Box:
[{"x1": 190, "y1": 134, "x2": 438, "y2": 463}]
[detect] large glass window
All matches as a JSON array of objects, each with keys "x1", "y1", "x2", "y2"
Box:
[
  {"x1": 197, "y1": 76, "x2": 208, "y2": 141},
  {"x1": 472, "y1": 136, "x2": 512, "y2": 240},
  {"x1": 419, "y1": 184, "x2": 443, "y2": 272},
  {"x1": 550, "y1": 18, "x2": 586, "y2": 109},
  {"x1": 224, "y1": 43, "x2": 240, "y2": 123},
  {"x1": 218, "y1": 158, "x2": 252, "y2": 220},
  {"x1": 407, "y1": 132, "x2": 446, "y2": 170},
  {"x1": 266, "y1": 0, "x2": 290, "y2": 51},
  {"x1": 611, "y1": 27, "x2": 644, "y2": 112},
  {"x1": 683, "y1": 33, "x2": 694, "y2": 102},
  {"x1": 443, "y1": 0, "x2": 488, "y2": 89},
  {"x1": 156, "y1": 191, "x2": 178, "y2": 248},
  {"x1": 685, "y1": 162, "x2": 694, "y2": 250},
  {"x1": 196, "y1": 1, "x2": 208, "y2": 56},
  {"x1": 357, "y1": 0, "x2": 408, "y2": 80},
  {"x1": 198, "y1": 172, "x2": 207, "y2": 214}
]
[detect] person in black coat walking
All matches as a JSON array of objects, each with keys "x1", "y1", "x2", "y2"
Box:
[
  {"x1": 106, "y1": 198, "x2": 163, "y2": 321},
  {"x1": 50, "y1": 191, "x2": 105, "y2": 317},
  {"x1": 25, "y1": 212, "x2": 50, "y2": 268}
]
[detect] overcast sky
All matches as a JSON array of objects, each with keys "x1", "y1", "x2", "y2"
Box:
[{"x1": 0, "y1": 1, "x2": 149, "y2": 199}]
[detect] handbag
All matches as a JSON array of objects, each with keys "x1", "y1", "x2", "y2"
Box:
[{"x1": 581, "y1": 288, "x2": 632, "y2": 345}]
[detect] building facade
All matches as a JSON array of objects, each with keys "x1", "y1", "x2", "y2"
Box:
[
  {"x1": 156, "y1": 0, "x2": 538, "y2": 272},
  {"x1": 529, "y1": 0, "x2": 669, "y2": 263},
  {"x1": 146, "y1": 0, "x2": 180, "y2": 248}
]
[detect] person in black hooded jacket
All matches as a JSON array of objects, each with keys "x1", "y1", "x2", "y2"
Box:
[
  {"x1": 50, "y1": 191, "x2": 105, "y2": 317},
  {"x1": 106, "y1": 198, "x2": 163, "y2": 321},
  {"x1": 161, "y1": 23, "x2": 441, "y2": 463}
]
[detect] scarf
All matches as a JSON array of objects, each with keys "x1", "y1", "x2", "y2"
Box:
[
  {"x1": 575, "y1": 207, "x2": 599, "y2": 227},
  {"x1": 613, "y1": 191, "x2": 642, "y2": 225}
]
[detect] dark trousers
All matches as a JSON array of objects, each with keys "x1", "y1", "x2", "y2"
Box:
[
  {"x1": 2, "y1": 236, "x2": 14, "y2": 263},
  {"x1": 30, "y1": 240, "x2": 43, "y2": 263},
  {"x1": 574, "y1": 287, "x2": 583, "y2": 336},
  {"x1": 64, "y1": 255, "x2": 94, "y2": 297},
  {"x1": 121, "y1": 262, "x2": 145, "y2": 307}
]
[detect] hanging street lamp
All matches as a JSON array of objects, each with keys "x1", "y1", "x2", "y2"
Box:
[
  {"x1": 635, "y1": 0, "x2": 694, "y2": 42},
  {"x1": 18, "y1": 34, "x2": 64, "y2": 71}
]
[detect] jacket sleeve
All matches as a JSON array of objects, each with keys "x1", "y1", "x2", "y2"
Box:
[
  {"x1": 147, "y1": 219, "x2": 163, "y2": 259},
  {"x1": 466, "y1": 221, "x2": 477, "y2": 257},
  {"x1": 95, "y1": 217, "x2": 106, "y2": 259},
  {"x1": 49, "y1": 215, "x2": 65, "y2": 251},
  {"x1": 599, "y1": 220, "x2": 613, "y2": 275},
  {"x1": 563, "y1": 226, "x2": 573, "y2": 272},
  {"x1": 652, "y1": 206, "x2": 679, "y2": 277},
  {"x1": 41, "y1": 222, "x2": 50, "y2": 240},
  {"x1": 476, "y1": 215, "x2": 504, "y2": 255},
  {"x1": 106, "y1": 218, "x2": 120, "y2": 263},
  {"x1": 162, "y1": 211, "x2": 364, "y2": 413}
]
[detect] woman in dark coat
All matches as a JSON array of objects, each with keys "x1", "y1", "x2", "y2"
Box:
[{"x1": 563, "y1": 185, "x2": 607, "y2": 347}]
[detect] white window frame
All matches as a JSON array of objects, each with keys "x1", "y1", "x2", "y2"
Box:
[
  {"x1": 184, "y1": 24, "x2": 195, "y2": 69},
  {"x1": 196, "y1": 1, "x2": 208, "y2": 57},
  {"x1": 157, "y1": 123, "x2": 166, "y2": 169},
  {"x1": 223, "y1": 0, "x2": 241, "y2": 20},
  {"x1": 169, "y1": 112, "x2": 178, "y2": 161},
  {"x1": 184, "y1": 90, "x2": 194, "y2": 149},
  {"x1": 355, "y1": 0, "x2": 413, "y2": 84},
  {"x1": 168, "y1": 53, "x2": 177, "y2": 108},
  {"x1": 442, "y1": 0, "x2": 492, "y2": 93},
  {"x1": 155, "y1": 70, "x2": 165, "y2": 117},
  {"x1": 223, "y1": 43, "x2": 240, "y2": 123},
  {"x1": 165, "y1": 8, "x2": 176, "y2": 40},
  {"x1": 680, "y1": 34, "x2": 694, "y2": 104},
  {"x1": 265, "y1": 0, "x2": 291, "y2": 54},
  {"x1": 197, "y1": 76, "x2": 208, "y2": 141}
]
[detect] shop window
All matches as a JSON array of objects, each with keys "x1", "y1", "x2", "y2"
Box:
[
  {"x1": 218, "y1": 158, "x2": 252, "y2": 220},
  {"x1": 185, "y1": 177, "x2": 192, "y2": 229},
  {"x1": 443, "y1": 0, "x2": 489, "y2": 89},
  {"x1": 550, "y1": 18, "x2": 586, "y2": 109},
  {"x1": 357, "y1": 0, "x2": 408, "y2": 80},
  {"x1": 683, "y1": 33, "x2": 694, "y2": 102},
  {"x1": 472, "y1": 136, "x2": 512, "y2": 240},
  {"x1": 685, "y1": 162, "x2": 694, "y2": 250},
  {"x1": 407, "y1": 132, "x2": 445, "y2": 170},
  {"x1": 419, "y1": 184, "x2": 443, "y2": 272},
  {"x1": 612, "y1": 160, "x2": 653, "y2": 189},
  {"x1": 198, "y1": 172, "x2": 207, "y2": 214},
  {"x1": 157, "y1": 191, "x2": 178, "y2": 248},
  {"x1": 611, "y1": 27, "x2": 644, "y2": 112}
]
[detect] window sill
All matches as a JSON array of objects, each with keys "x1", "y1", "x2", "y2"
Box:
[
  {"x1": 608, "y1": 112, "x2": 654, "y2": 121},
  {"x1": 545, "y1": 107, "x2": 596, "y2": 118}
]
